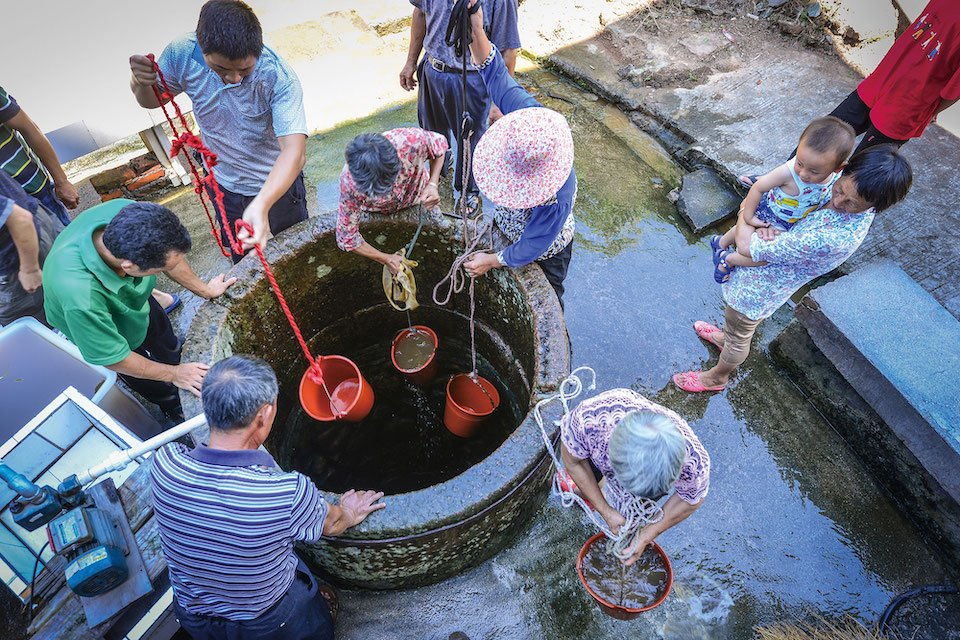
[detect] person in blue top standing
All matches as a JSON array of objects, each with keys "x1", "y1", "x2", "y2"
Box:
[
  {"x1": 400, "y1": 0, "x2": 521, "y2": 214},
  {"x1": 460, "y1": 0, "x2": 577, "y2": 308},
  {"x1": 128, "y1": 0, "x2": 308, "y2": 263}
]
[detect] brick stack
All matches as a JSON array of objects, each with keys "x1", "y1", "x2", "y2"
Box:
[{"x1": 89, "y1": 153, "x2": 171, "y2": 202}]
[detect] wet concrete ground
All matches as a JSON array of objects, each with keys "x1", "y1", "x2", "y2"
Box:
[
  {"x1": 267, "y1": 69, "x2": 951, "y2": 638},
  {"x1": 84, "y1": 65, "x2": 955, "y2": 639}
]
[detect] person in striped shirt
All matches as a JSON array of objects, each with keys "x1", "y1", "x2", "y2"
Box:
[
  {"x1": 151, "y1": 355, "x2": 385, "y2": 639},
  {"x1": 0, "y1": 85, "x2": 79, "y2": 226}
]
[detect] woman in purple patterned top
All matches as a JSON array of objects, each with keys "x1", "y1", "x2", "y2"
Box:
[{"x1": 560, "y1": 388, "x2": 710, "y2": 563}]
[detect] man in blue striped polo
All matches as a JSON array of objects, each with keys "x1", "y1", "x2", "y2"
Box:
[{"x1": 151, "y1": 355, "x2": 385, "y2": 639}]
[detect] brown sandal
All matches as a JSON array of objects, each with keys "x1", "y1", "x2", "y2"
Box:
[{"x1": 319, "y1": 585, "x2": 340, "y2": 623}]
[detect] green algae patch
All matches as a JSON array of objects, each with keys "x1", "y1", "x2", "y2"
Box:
[{"x1": 517, "y1": 68, "x2": 682, "y2": 256}]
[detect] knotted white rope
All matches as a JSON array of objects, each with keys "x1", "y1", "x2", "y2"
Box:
[{"x1": 534, "y1": 367, "x2": 664, "y2": 559}]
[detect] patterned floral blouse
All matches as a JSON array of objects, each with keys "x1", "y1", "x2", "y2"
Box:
[
  {"x1": 560, "y1": 388, "x2": 711, "y2": 505},
  {"x1": 722, "y1": 206, "x2": 875, "y2": 320},
  {"x1": 336, "y1": 127, "x2": 448, "y2": 251}
]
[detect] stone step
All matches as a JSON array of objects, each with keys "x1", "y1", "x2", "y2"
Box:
[{"x1": 794, "y1": 260, "x2": 960, "y2": 519}]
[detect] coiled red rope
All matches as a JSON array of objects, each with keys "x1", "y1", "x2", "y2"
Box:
[{"x1": 146, "y1": 54, "x2": 329, "y2": 396}]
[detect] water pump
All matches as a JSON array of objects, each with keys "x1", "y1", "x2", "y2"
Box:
[
  {"x1": 47, "y1": 507, "x2": 129, "y2": 597},
  {"x1": 0, "y1": 413, "x2": 208, "y2": 601},
  {"x1": 0, "y1": 462, "x2": 63, "y2": 532}
]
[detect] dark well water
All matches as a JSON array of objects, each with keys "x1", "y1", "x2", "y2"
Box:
[
  {"x1": 392, "y1": 329, "x2": 436, "y2": 372},
  {"x1": 581, "y1": 542, "x2": 669, "y2": 609},
  {"x1": 276, "y1": 308, "x2": 522, "y2": 495}
]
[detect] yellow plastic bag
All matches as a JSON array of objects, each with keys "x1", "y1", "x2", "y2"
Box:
[{"x1": 383, "y1": 251, "x2": 419, "y2": 311}]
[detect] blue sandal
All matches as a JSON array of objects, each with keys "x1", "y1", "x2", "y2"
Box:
[
  {"x1": 714, "y1": 249, "x2": 734, "y2": 284},
  {"x1": 709, "y1": 235, "x2": 725, "y2": 267},
  {"x1": 163, "y1": 293, "x2": 182, "y2": 315}
]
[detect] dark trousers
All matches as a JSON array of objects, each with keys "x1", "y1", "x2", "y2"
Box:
[
  {"x1": 791, "y1": 90, "x2": 909, "y2": 160},
  {"x1": 32, "y1": 183, "x2": 72, "y2": 226},
  {"x1": 174, "y1": 561, "x2": 334, "y2": 640},
  {"x1": 119, "y1": 297, "x2": 183, "y2": 420},
  {"x1": 209, "y1": 174, "x2": 309, "y2": 264},
  {"x1": 417, "y1": 59, "x2": 490, "y2": 195},
  {"x1": 0, "y1": 205, "x2": 62, "y2": 326},
  {"x1": 537, "y1": 240, "x2": 573, "y2": 310}
]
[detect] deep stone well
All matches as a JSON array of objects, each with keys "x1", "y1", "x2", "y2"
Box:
[{"x1": 180, "y1": 208, "x2": 570, "y2": 589}]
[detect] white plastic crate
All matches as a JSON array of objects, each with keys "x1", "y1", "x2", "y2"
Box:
[{"x1": 0, "y1": 317, "x2": 161, "y2": 440}]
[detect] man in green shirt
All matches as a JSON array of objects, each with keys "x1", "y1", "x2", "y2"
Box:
[{"x1": 43, "y1": 200, "x2": 236, "y2": 420}]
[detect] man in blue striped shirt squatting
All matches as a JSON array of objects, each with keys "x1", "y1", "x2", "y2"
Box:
[
  {"x1": 151, "y1": 355, "x2": 385, "y2": 639},
  {"x1": 128, "y1": 0, "x2": 309, "y2": 263}
]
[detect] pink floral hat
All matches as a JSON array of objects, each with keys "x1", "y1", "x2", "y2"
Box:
[{"x1": 473, "y1": 107, "x2": 574, "y2": 210}]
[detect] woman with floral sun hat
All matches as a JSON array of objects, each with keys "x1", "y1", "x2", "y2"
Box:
[{"x1": 461, "y1": 0, "x2": 577, "y2": 308}]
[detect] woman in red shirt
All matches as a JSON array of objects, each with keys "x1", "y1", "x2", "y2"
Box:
[{"x1": 831, "y1": 0, "x2": 960, "y2": 155}]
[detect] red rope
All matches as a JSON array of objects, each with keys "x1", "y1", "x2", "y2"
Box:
[
  {"x1": 234, "y1": 221, "x2": 327, "y2": 389},
  {"x1": 147, "y1": 54, "x2": 238, "y2": 258},
  {"x1": 146, "y1": 54, "x2": 328, "y2": 395}
]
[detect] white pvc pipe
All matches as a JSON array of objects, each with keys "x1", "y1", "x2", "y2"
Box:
[{"x1": 75, "y1": 414, "x2": 207, "y2": 486}]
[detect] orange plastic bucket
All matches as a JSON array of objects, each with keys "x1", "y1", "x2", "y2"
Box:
[
  {"x1": 299, "y1": 355, "x2": 374, "y2": 422},
  {"x1": 443, "y1": 373, "x2": 500, "y2": 437},
  {"x1": 391, "y1": 325, "x2": 438, "y2": 385},
  {"x1": 576, "y1": 533, "x2": 673, "y2": 620}
]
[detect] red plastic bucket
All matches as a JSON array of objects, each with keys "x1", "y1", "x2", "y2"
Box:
[
  {"x1": 391, "y1": 325, "x2": 438, "y2": 385},
  {"x1": 576, "y1": 533, "x2": 673, "y2": 620},
  {"x1": 443, "y1": 373, "x2": 500, "y2": 437},
  {"x1": 299, "y1": 356, "x2": 374, "y2": 422}
]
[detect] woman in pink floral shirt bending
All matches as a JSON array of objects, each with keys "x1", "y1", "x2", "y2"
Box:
[
  {"x1": 560, "y1": 388, "x2": 710, "y2": 564},
  {"x1": 336, "y1": 128, "x2": 448, "y2": 274}
]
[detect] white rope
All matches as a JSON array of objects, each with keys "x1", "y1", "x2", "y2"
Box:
[
  {"x1": 431, "y1": 126, "x2": 496, "y2": 380},
  {"x1": 534, "y1": 367, "x2": 664, "y2": 559}
]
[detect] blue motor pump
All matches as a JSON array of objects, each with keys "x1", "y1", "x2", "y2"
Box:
[
  {"x1": 0, "y1": 461, "x2": 129, "y2": 597},
  {"x1": 1, "y1": 413, "x2": 207, "y2": 601},
  {"x1": 48, "y1": 506, "x2": 129, "y2": 597}
]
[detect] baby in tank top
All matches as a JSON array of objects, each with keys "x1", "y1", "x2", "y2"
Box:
[{"x1": 710, "y1": 116, "x2": 857, "y2": 284}]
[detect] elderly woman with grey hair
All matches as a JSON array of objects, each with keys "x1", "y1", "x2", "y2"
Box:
[
  {"x1": 560, "y1": 388, "x2": 710, "y2": 565},
  {"x1": 336, "y1": 128, "x2": 448, "y2": 274}
]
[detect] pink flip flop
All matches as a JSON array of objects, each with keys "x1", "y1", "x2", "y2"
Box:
[
  {"x1": 673, "y1": 370, "x2": 726, "y2": 393},
  {"x1": 694, "y1": 320, "x2": 724, "y2": 351}
]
